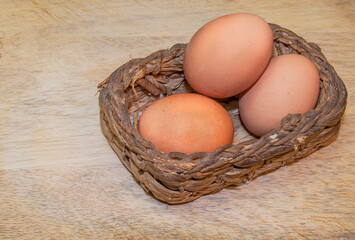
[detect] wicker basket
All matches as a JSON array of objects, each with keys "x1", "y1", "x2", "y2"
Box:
[{"x1": 98, "y1": 23, "x2": 347, "y2": 204}]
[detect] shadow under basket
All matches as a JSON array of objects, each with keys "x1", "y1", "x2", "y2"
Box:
[{"x1": 98, "y1": 23, "x2": 347, "y2": 204}]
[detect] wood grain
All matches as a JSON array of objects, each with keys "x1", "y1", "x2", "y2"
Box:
[{"x1": 0, "y1": 0, "x2": 354, "y2": 239}]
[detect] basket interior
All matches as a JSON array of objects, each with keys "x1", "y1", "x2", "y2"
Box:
[{"x1": 120, "y1": 42, "x2": 327, "y2": 152}]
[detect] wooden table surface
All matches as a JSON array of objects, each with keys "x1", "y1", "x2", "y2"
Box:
[{"x1": 1, "y1": 0, "x2": 354, "y2": 239}]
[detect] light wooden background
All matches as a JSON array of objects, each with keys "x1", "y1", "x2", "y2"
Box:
[{"x1": 0, "y1": 0, "x2": 354, "y2": 239}]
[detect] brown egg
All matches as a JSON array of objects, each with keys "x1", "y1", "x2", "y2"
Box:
[
  {"x1": 183, "y1": 13, "x2": 273, "y2": 98},
  {"x1": 239, "y1": 54, "x2": 320, "y2": 136},
  {"x1": 138, "y1": 93, "x2": 234, "y2": 155}
]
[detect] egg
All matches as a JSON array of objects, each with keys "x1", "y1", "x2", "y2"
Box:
[
  {"x1": 183, "y1": 13, "x2": 274, "y2": 98},
  {"x1": 239, "y1": 54, "x2": 320, "y2": 136},
  {"x1": 138, "y1": 93, "x2": 234, "y2": 155}
]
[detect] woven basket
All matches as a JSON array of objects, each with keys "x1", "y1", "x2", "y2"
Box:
[{"x1": 98, "y1": 23, "x2": 347, "y2": 204}]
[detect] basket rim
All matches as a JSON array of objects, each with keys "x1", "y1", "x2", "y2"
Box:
[{"x1": 99, "y1": 23, "x2": 347, "y2": 160}]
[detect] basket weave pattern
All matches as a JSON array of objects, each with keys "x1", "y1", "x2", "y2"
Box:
[{"x1": 98, "y1": 24, "x2": 347, "y2": 204}]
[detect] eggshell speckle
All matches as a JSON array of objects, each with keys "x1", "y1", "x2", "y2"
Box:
[
  {"x1": 239, "y1": 54, "x2": 320, "y2": 136},
  {"x1": 138, "y1": 93, "x2": 234, "y2": 155},
  {"x1": 183, "y1": 13, "x2": 274, "y2": 98}
]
